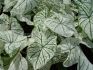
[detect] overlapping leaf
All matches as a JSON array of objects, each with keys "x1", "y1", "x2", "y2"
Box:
[
  {"x1": 3, "y1": 0, "x2": 18, "y2": 12},
  {"x1": 58, "y1": 37, "x2": 93, "y2": 70},
  {"x1": 74, "y1": 0, "x2": 93, "y2": 40},
  {"x1": 10, "y1": 17, "x2": 24, "y2": 35},
  {"x1": 44, "y1": 13, "x2": 76, "y2": 37},
  {"x1": 27, "y1": 28, "x2": 57, "y2": 70},
  {"x1": 0, "y1": 14, "x2": 10, "y2": 31},
  {"x1": 11, "y1": 0, "x2": 37, "y2": 16},
  {"x1": 33, "y1": 9, "x2": 54, "y2": 31},
  {"x1": 8, "y1": 54, "x2": 28, "y2": 70},
  {"x1": 0, "y1": 31, "x2": 27, "y2": 56},
  {"x1": 0, "y1": 14, "x2": 24, "y2": 35}
]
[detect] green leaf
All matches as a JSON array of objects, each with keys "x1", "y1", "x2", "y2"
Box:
[
  {"x1": 44, "y1": 13, "x2": 76, "y2": 37},
  {"x1": 8, "y1": 54, "x2": 28, "y2": 70},
  {"x1": 0, "y1": 30, "x2": 27, "y2": 56},
  {"x1": 0, "y1": 40, "x2": 4, "y2": 54},
  {"x1": 27, "y1": 28, "x2": 57, "y2": 70}
]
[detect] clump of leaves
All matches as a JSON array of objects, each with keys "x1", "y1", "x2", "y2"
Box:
[{"x1": 0, "y1": 0, "x2": 93, "y2": 70}]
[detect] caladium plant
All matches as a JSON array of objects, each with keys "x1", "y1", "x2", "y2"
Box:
[{"x1": 0, "y1": 0, "x2": 93, "y2": 70}]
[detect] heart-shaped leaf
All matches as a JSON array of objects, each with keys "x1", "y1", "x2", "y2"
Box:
[
  {"x1": 0, "y1": 30, "x2": 27, "y2": 56},
  {"x1": 44, "y1": 13, "x2": 76, "y2": 37},
  {"x1": 27, "y1": 28, "x2": 57, "y2": 70}
]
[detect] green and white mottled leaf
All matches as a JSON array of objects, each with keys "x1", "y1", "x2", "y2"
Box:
[
  {"x1": 0, "y1": 14, "x2": 24, "y2": 35},
  {"x1": 34, "y1": 9, "x2": 54, "y2": 31},
  {"x1": 58, "y1": 37, "x2": 93, "y2": 70},
  {"x1": 36, "y1": 0, "x2": 63, "y2": 11},
  {"x1": 8, "y1": 54, "x2": 28, "y2": 70},
  {"x1": 64, "y1": 46, "x2": 93, "y2": 70},
  {"x1": 75, "y1": 0, "x2": 93, "y2": 40},
  {"x1": 27, "y1": 28, "x2": 57, "y2": 70},
  {"x1": 11, "y1": 0, "x2": 37, "y2": 16},
  {"x1": 0, "y1": 30, "x2": 27, "y2": 56},
  {"x1": 0, "y1": 14, "x2": 10, "y2": 31},
  {"x1": 16, "y1": 15, "x2": 33, "y2": 25},
  {"x1": 44, "y1": 13, "x2": 76, "y2": 37},
  {"x1": 51, "y1": 51, "x2": 68, "y2": 64},
  {"x1": 79, "y1": 15, "x2": 93, "y2": 40},
  {"x1": 57, "y1": 38, "x2": 80, "y2": 66},
  {"x1": 63, "y1": 0, "x2": 71, "y2": 4},
  {"x1": 10, "y1": 17, "x2": 24, "y2": 35},
  {"x1": 80, "y1": 38, "x2": 93, "y2": 48},
  {"x1": 3, "y1": 0, "x2": 18, "y2": 12},
  {"x1": 38, "y1": 61, "x2": 52, "y2": 70}
]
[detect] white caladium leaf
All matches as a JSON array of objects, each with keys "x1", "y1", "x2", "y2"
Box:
[
  {"x1": 57, "y1": 38, "x2": 80, "y2": 66},
  {"x1": 28, "y1": 60, "x2": 51, "y2": 70},
  {"x1": 79, "y1": 14, "x2": 93, "y2": 40},
  {"x1": 27, "y1": 28, "x2": 57, "y2": 70},
  {"x1": 0, "y1": 14, "x2": 24, "y2": 35},
  {"x1": 58, "y1": 37, "x2": 93, "y2": 70},
  {"x1": 64, "y1": 47, "x2": 93, "y2": 70},
  {"x1": 3, "y1": 0, "x2": 18, "y2": 12},
  {"x1": 34, "y1": 9, "x2": 47, "y2": 26},
  {"x1": 57, "y1": 37, "x2": 80, "y2": 55},
  {"x1": 8, "y1": 54, "x2": 28, "y2": 70},
  {"x1": 51, "y1": 51, "x2": 68, "y2": 64},
  {"x1": 16, "y1": 15, "x2": 33, "y2": 25},
  {"x1": 44, "y1": 12, "x2": 76, "y2": 37},
  {"x1": 74, "y1": 0, "x2": 93, "y2": 40},
  {"x1": 39, "y1": 61, "x2": 52, "y2": 70},
  {"x1": 11, "y1": 0, "x2": 37, "y2": 16},
  {"x1": 80, "y1": 38, "x2": 93, "y2": 48},
  {"x1": 10, "y1": 17, "x2": 24, "y2": 35},
  {"x1": 0, "y1": 14, "x2": 10, "y2": 31},
  {"x1": 36, "y1": 0, "x2": 63, "y2": 11},
  {"x1": 63, "y1": 0, "x2": 71, "y2": 4},
  {"x1": 0, "y1": 30, "x2": 27, "y2": 56},
  {"x1": 34, "y1": 9, "x2": 53, "y2": 31}
]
